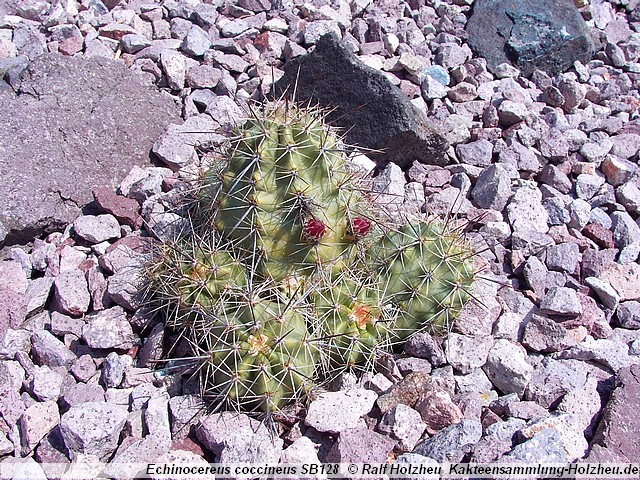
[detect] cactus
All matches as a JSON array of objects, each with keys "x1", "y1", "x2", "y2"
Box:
[{"x1": 145, "y1": 101, "x2": 477, "y2": 414}]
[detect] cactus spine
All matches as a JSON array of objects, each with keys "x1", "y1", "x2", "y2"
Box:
[{"x1": 146, "y1": 101, "x2": 477, "y2": 414}]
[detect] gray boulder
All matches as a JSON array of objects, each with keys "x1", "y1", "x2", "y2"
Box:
[{"x1": 0, "y1": 53, "x2": 180, "y2": 246}]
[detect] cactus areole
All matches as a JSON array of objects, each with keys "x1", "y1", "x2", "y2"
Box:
[{"x1": 145, "y1": 101, "x2": 477, "y2": 415}]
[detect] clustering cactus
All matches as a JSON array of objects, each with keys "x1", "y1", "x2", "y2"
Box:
[{"x1": 145, "y1": 101, "x2": 477, "y2": 414}]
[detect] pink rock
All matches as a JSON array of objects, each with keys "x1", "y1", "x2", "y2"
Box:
[
  {"x1": 58, "y1": 36, "x2": 83, "y2": 56},
  {"x1": 93, "y1": 187, "x2": 142, "y2": 229},
  {"x1": 415, "y1": 389, "x2": 463, "y2": 434}
]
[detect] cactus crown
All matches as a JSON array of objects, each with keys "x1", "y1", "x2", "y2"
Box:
[{"x1": 145, "y1": 101, "x2": 477, "y2": 415}]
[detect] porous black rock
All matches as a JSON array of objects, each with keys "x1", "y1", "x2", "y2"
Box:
[
  {"x1": 275, "y1": 33, "x2": 448, "y2": 169},
  {"x1": 466, "y1": 0, "x2": 595, "y2": 77}
]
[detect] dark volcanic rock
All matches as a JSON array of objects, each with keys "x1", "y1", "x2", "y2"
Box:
[
  {"x1": 587, "y1": 365, "x2": 640, "y2": 462},
  {"x1": 275, "y1": 33, "x2": 448, "y2": 169},
  {"x1": 0, "y1": 53, "x2": 181, "y2": 246},
  {"x1": 466, "y1": 0, "x2": 594, "y2": 77}
]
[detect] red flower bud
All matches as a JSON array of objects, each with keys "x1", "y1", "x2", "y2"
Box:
[
  {"x1": 303, "y1": 218, "x2": 327, "y2": 240},
  {"x1": 351, "y1": 216, "x2": 371, "y2": 237}
]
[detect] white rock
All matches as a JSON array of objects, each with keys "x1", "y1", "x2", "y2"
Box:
[
  {"x1": 53, "y1": 269, "x2": 91, "y2": 316},
  {"x1": 305, "y1": 389, "x2": 377, "y2": 434},
  {"x1": 82, "y1": 306, "x2": 135, "y2": 350},
  {"x1": 73, "y1": 214, "x2": 121, "y2": 244},
  {"x1": 59, "y1": 401, "x2": 128, "y2": 461},
  {"x1": 483, "y1": 339, "x2": 533, "y2": 398}
]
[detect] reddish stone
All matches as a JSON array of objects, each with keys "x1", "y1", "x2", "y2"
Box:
[
  {"x1": 58, "y1": 37, "x2": 83, "y2": 56},
  {"x1": 0, "y1": 287, "x2": 26, "y2": 332},
  {"x1": 93, "y1": 187, "x2": 142, "y2": 229},
  {"x1": 325, "y1": 427, "x2": 395, "y2": 464},
  {"x1": 583, "y1": 222, "x2": 615, "y2": 249},
  {"x1": 587, "y1": 365, "x2": 640, "y2": 463},
  {"x1": 171, "y1": 437, "x2": 207, "y2": 457}
]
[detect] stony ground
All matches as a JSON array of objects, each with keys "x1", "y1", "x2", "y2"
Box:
[{"x1": 1, "y1": 0, "x2": 640, "y2": 478}]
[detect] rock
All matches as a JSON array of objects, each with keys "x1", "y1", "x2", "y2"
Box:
[
  {"x1": 404, "y1": 332, "x2": 446, "y2": 367},
  {"x1": 151, "y1": 114, "x2": 223, "y2": 170},
  {"x1": 0, "y1": 360, "x2": 25, "y2": 392},
  {"x1": 70, "y1": 355, "x2": 96, "y2": 383},
  {"x1": 466, "y1": 0, "x2": 594, "y2": 77},
  {"x1": 518, "y1": 414, "x2": 588, "y2": 462},
  {"x1": 168, "y1": 394, "x2": 205, "y2": 440},
  {"x1": 304, "y1": 389, "x2": 377, "y2": 434},
  {"x1": 137, "y1": 322, "x2": 164, "y2": 367},
  {"x1": 599, "y1": 261, "x2": 640, "y2": 301},
  {"x1": 30, "y1": 330, "x2": 76, "y2": 369},
  {"x1": 525, "y1": 357, "x2": 589, "y2": 408},
  {"x1": 611, "y1": 211, "x2": 640, "y2": 248},
  {"x1": 540, "y1": 287, "x2": 583, "y2": 317},
  {"x1": 92, "y1": 187, "x2": 141, "y2": 229},
  {"x1": 557, "y1": 376, "x2": 601, "y2": 436},
  {"x1": 0, "y1": 287, "x2": 26, "y2": 332},
  {"x1": 558, "y1": 77, "x2": 586, "y2": 113},
  {"x1": 0, "y1": 328, "x2": 31, "y2": 360},
  {"x1": 107, "y1": 262, "x2": 143, "y2": 310},
  {"x1": 444, "y1": 334, "x2": 493, "y2": 375},
  {"x1": 185, "y1": 64, "x2": 222, "y2": 89},
  {"x1": 147, "y1": 450, "x2": 210, "y2": 480},
  {"x1": 101, "y1": 352, "x2": 131, "y2": 388},
  {"x1": 159, "y1": 49, "x2": 186, "y2": 90},
  {"x1": 522, "y1": 314, "x2": 575, "y2": 353},
  {"x1": 602, "y1": 155, "x2": 637, "y2": 186},
  {"x1": 275, "y1": 33, "x2": 447, "y2": 169},
  {"x1": 568, "y1": 198, "x2": 591, "y2": 230},
  {"x1": 72, "y1": 214, "x2": 121, "y2": 244},
  {"x1": 53, "y1": 269, "x2": 90, "y2": 316},
  {"x1": 483, "y1": 339, "x2": 533, "y2": 397},
  {"x1": 557, "y1": 337, "x2": 637, "y2": 371},
  {"x1": 412, "y1": 419, "x2": 482, "y2": 462},
  {"x1": 545, "y1": 242, "x2": 580, "y2": 273},
  {"x1": 580, "y1": 139, "x2": 613, "y2": 163},
  {"x1": 82, "y1": 306, "x2": 135, "y2": 350},
  {"x1": 471, "y1": 164, "x2": 512, "y2": 211},
  {"x1": 455, "y1": 139, "x2": 493, "y2": 168},
  {"x1": 0, "y1": 53, "x2": 180, "y2": 246},
  {"x1": 617, "y1": 301, "x2": 640, "y2": 329},
  {"x1": 181, "y1": 25, "x2": 211, "y2": 57},
  {"x1": 506, "y1": 428, "x2": 568, "y2": 462},
  {"x1": 420, "y1": 75, "x2": 447, "y2": 100},
  {"x1": 144, "y1": 391, "x2": 171, "y2": 441},
  {"x1": 280, "y1": 436, "x2": 321, "y2": 465},
  {"x1": 28, "y1": 365, "x2": 63, "y2": 402},
  {"x1": 414, "y1": 388, "x2": 463, "y2": 434},
  {"x1": 507, "y1": 187, "x2": 549, "y2": 233},
  {"x1": 617, "y1": 182, "x2": 640, "y2": 215},
  {"x1": 448, "y1": 82, "x2": 478, "y2": 103},
  {"x1": 497, "y1": 100, "x2": 529, "y2": 127},
  {"x1": 20, "y1": 401, "x2": 59, "y2": 455},
  {"x1": 50, "y1": 311, "x2": 83, "y2": 338},
  {"x1": 59, "y1": 382, "x2": 105, "y2": 409},
  {"x1": 473, "y1": 417, "x2": 527, "y2": 462},
  {"x1": 326, "y1": 427, "x2": 395, "y2": 464},
  {"x1": 59, "y1": 401, "x2": 128, "y2": 461},
  {"x1": 587, "y1": 365, "x2": 640, "y2": 462},
  {"x1": 378, "y1": 404, "x2": 427, "y2": 452},
  {"x1": 195, "y1": 411, "x2": 283, "y2": 463}
]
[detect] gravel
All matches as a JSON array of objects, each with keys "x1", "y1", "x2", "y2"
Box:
[{"x1": 3, "y1": 0, "x2": 640, "y2": 470}]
